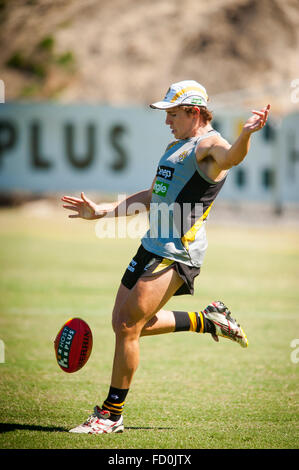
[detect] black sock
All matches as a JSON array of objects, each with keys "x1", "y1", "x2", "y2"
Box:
[
  {"x1": 172, "y1": 310, "x2": 216, "y2": 335},
  {"x1": 102, "y1": 386, "x2": 129, "y2": 422}
]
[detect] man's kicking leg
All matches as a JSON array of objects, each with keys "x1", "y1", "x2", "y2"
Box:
[
  {"x1": 69, "y1": 267, "x2": 184, "y2": 434},
  {"x1": 141, "y1": 303, "x2": 248, "y2": 348}
]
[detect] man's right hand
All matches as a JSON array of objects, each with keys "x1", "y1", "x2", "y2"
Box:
[{"x1": 61, "y1": 192, "x2": 111, "y2": 220}]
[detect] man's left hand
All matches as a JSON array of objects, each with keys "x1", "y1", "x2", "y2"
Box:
[{"x1": 243, "y1": 104, "x2": 271, "y2": 134}]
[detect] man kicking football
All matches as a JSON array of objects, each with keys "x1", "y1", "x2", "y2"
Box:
[{"x1": 62, "y1": 80, "x2": 270, "y2": 434}]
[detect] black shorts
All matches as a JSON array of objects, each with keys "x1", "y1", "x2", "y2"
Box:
[{"x1": 121, "y1": 244, "x2": 200, "y2": 296}]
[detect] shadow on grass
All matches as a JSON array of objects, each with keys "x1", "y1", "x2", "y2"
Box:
[
  {"x1": 0, "y1": 423, "x2": 67, "y2": 433},
  {"x1": 0, "y1": 423, "x2": 174, "y2": 433},
  {"x1": 126, "y1": 426, "x2": 174, "y2": 430}
]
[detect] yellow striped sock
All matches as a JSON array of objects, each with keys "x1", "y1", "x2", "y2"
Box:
[{"x1": 188, "y1": 311, "x2": 204, "y2": 333}]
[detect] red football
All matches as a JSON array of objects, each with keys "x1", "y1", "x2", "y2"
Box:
[{"x1": 54, "y1": 318, "x2": 93, "y2": 373}]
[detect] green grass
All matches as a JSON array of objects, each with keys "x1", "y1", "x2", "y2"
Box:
[{"x1": 0, "y1": 205, "x2": 298, "y2": 449}]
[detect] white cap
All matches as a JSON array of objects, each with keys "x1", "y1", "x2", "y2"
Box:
[{"x1": 150, "y1": 80, "x2": 208, "y2": 110}]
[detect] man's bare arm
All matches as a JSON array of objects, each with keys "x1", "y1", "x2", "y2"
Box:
[
  {"x1": 208, "y1": 104, "x2": 271, "y2": 170},
  {"x1": 62, "y1": 178, "x2": 156, "y2": 220}
]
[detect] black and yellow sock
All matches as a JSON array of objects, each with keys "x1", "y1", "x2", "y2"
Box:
[
  {"x1": 172, "y1": 310, "x2": 216, "y2": 335},
  {"x1": 102, "y1": 386, "x2": 129, "y2": 422}
]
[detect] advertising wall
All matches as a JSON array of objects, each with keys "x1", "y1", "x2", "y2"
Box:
[{"x1": 0, "y1": 103, "x2": 298, "y2": 205}]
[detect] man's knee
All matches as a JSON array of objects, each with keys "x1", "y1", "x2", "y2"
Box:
[{"x1": 112, "y1": 304, "x2": 146, "y2": 338}]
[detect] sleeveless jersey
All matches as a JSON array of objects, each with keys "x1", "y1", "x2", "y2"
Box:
[{"x1": 141, "y1": 130, "x2": 227, "y2": 267}]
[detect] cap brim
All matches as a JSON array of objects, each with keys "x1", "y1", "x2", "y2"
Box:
[{"x1": 149, "y1": 101, "x2": 179, "y2": 110}]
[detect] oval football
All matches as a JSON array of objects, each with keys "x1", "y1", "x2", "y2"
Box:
[{"x1": 54, "y1": 317, "x2": 93, "y2": 373}]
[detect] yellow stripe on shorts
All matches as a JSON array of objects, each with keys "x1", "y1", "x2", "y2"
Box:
[{"x1": 152, "y1": 258, "x2": 175, "y2": 274}]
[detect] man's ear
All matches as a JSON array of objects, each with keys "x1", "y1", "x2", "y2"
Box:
[{"x1": 193, "y1": 106, "x2": 200, "y2": 116}]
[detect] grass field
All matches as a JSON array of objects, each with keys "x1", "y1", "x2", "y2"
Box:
[{"x1": 0, "y1": 203, "x2": 298, "y2": 450}]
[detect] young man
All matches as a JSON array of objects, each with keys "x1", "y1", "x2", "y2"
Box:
[{"x1": 62, "y1": 80, "x2": 270, "y2": 434}]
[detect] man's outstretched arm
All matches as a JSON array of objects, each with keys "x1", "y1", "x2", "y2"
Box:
[
  {"x1": 61, "y1": 177, "x2": 156, "y2": 220},
  {"x1": 209, "y1": 104, "x2": 271, "y2": 170}
]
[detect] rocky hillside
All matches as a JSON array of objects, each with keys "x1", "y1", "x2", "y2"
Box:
[{"x1": 1, "y1": 0, "x2": 299, "y2": 114}]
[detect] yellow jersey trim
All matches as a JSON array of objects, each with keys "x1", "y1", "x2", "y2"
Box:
[{"x1": 181, "y1": 202, "x2": 214, "y2": 251}]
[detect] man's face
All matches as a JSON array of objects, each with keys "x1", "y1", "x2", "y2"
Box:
[{"x1": 165, "y1": 107, "x2": 197, "y2": 140}]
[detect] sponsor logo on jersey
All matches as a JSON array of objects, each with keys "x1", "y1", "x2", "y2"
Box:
[
  {"x1": 156, "y1": 165, "x2": 174, "y2": 181},
  {"x1": 178, "y1": 151, "x2": 188, "y2": 164},
  {"x1": 153, "y1": 180, "x2": 169, "y2": 197}
]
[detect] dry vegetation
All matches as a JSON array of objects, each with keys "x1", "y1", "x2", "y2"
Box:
[{"x1": 1, "y1": 0, "x2": 299, "y2": 114}]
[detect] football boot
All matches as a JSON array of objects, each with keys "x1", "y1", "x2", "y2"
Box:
[{"x1": 203, "y1": 301, "x2": 248, "y2": 348}]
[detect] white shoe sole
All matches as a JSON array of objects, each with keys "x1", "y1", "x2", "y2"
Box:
[{"x1": 69, "y1": 424, "x2": 124, "y2": 434}]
